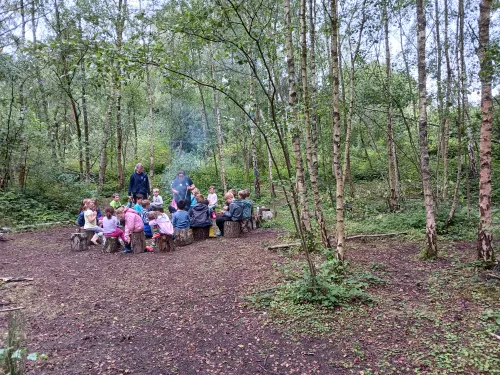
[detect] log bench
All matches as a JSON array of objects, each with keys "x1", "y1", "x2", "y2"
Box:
[
  {"x1": 192, "y1": 226, "x2": 210, "y2": 241},
  {"x1": 70, "y1": 233, "x2": 88, "y2": 251},
  {"x1": 157, "y1": 234, "x2": 175, "y2": 252},
  {"x1": 174, "y1": 228, "x2": 194, "y2": 246},
  {"x1": 131, "y1": 231, "x2": 146, "y2": 253},
  {"x1": 102, "y1": 237, "x2": 120, "y2": 253},
  {"x1": 224, "y1": 221, "x2": 241, "y2": 238}
]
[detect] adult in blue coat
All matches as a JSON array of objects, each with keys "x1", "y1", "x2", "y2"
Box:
[{"x1": 128, "y1": 163, "x2": 150, "y2": 202}]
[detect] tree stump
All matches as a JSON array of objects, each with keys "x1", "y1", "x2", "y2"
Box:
[
  {"x1": 157, "y1": 234, "x2": 175, "y2": 252},
  {"x1": 174, "y1": 228, "x2": 194, "y2": 247},
  {"x1": 102, "y1": 237, "x2": 120, "y2": 253},
  {"x1": 192, "y1": 226, "x2": 210, "y2": 241},
  {"x1": 224, "y1": 221, "x2": 241, "y2": 238},
  {"x1": 131, "y1": 231, "x2": 146, "y2": 254},
  {"x1": 85, "y1": 230, "x2": 95, "y2": 246},
  {"x1": 70, "y1": 233, "x2": 88, "y2": 251},
  {"x1": 240, "y1": 219, "x2": 251, "y2": 233}
]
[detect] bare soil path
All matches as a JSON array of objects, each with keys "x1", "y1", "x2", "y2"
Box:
[{"x1": 1, "y1": 227, "x2": 499, "y2": 375}]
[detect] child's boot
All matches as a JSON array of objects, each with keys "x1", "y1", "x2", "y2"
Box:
[
  {"x1": 91, "y1": 234, "x2": 99, "y2": 245},
  {"x1": 121, "y1": 242, "x2": 133, "y2": 254}
]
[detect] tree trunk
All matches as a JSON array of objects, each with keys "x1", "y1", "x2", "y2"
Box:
[
  {"x1": 476, "y1": 0, "x2": 494, "y2": 263},
  {"x1": 211, "y1": 54, "x2": 227, "y2": 193},
  {"x1": 249, "y1": 74, "x2": 261, "y2": 198},
  {"x1": 81, "y1": 61, "x2": 91, "y2": 182},
  {"x1": 342, "y1": 0, "x2": 366, "y2": 200},
  {"x1": 284, "y1": 0, "x2": 316, "y2": 281},
  {"x1": 198, "y1": 84, "x2": 209, "y2": 160},
  {"x1": 458, "y1": 0, "x2": 477, "y2": 180},
  {"x1": 300, "y1": 0, "x2": 330, "y2": 248},
  {"x1": 147, "y1": 66, "x2": 155, "y2": 185},
  {"x1": 98, "y1": 90, "x2": 114, "y2": 190},
  {"x1": 17, "y1": 0, "x2": 27, "y2": 188},
  {"x1": 115, "y1": 0, "x2": 126, "y2": 190},
  {"x1": 330, "y1": 0, "x2": 345, "y2": 260},
  {"x1": 285, "y1": 0, "x2": 311, "y2": 233},
  {"x1": 417, "y1": 0, "x2": 438, "y2": 258},
  {"x1": 441, "y1": 0, "x2": 452, "y2": 201},
  {"x1": 384, "y1": 3, "x2": 398, "y2": 211}
]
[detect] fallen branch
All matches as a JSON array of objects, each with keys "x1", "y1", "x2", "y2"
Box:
[
  {"x1": 1, "y1": 277, "x2": 34, "y2": 283},
  {"x1": 267, "y1": 243, "x2": 301, "y2": 250},
  {"x1": 488, "y1": 332, "x2": 500, "y2": 341},
  {"x1": 346, "y1": 232, "x2": 408, "y2": 240},
  {"x1": 486, "y1": 273, "x2": 500, "y2": 281},
  {"x1": 0, "y1": 306, "x2": 25, "y2": 313}
]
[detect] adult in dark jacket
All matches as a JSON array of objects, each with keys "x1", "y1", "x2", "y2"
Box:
[
  {"x1": 171, "y1": 169, "x2": 194, "y2": 209},
  {"x1": 128, "y1": 163, "x2": 150, "y2": 202},
  {"x1": 189, "y1": 195, "x2": 212, "y2": 228}
]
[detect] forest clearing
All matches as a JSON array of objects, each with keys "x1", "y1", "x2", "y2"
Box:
[
  {"x1": 1, "y1": 227, "x2": 499, "y2": 374},
  {"x1": 0, "y1": 0, "x2": 499, "y2": 373}
]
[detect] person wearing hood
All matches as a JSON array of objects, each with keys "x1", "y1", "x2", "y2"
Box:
[{"x1": 189, "y1": 194, "x2": 213, "y2": 228}]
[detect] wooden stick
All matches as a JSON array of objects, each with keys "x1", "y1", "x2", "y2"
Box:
[
  {"x1": 0, "y1": 306, "x2": 25, "y2": 313},
  {"x1": 486, "y1": 273, "x2": 500, "y2": 280},
  {"x1": 346, "y1": 232, "x2": 408, "y2": 240},
  {"x1": 488, "y1": 332, "x2": 500, "y2": 341},
  {"x1": 268, "y1": 232, "x2": 408, "y2": 250},
  {"x1": 268, "y1": 243, "x2": 301, "y2": 250},
  {"x1": 1, "y1": 277, "x2": 34, "y2": 283}
]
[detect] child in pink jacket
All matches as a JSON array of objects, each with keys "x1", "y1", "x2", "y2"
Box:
[{"x1": 116, "y1": 207, "x2": 144, "y2": 253}]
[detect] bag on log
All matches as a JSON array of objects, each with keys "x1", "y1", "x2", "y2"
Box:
[
  {"x1": 224, "y1": 221, "x2": 241, "y2": 238},
  {"x1": 157, "y1": 234, "x2": 175, "y2": 252},
  {"x1": 174, "y1": 228, "x2": 194, "y2": 247},
  {"x1": 131, "y1": 231, "x2": 146, "y2": 254},
  {"x1": 102, "y1": 237, "x2": 120, "y2": 253},
  {"x1": 192, "y1": 226, "x2": 210, "y2": 241},
  {"x1": 70, "y1": 233, "x2": 88, "y2": 252}
]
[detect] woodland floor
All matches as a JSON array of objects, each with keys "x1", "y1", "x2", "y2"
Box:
[{"x1": 0, "y1": 227, "x2": 499, "y2": 375}]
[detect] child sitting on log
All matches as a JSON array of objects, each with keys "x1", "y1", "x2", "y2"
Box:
[
  {"x1": 189, "y1": 194, "x2": 212, "y2": 228},
  {"x1": 84, "y1": 200, "x2": 104, "y2": 245},
  {"x1": 103, "y1": 206, "x2": 126, "y2": 247},
  {"x1": 172, "y1": 199, "x2": 190, "y2": 231},
  {"x1": 207, "y1": 186, "x2": 218, "y2": 210},
  {"x1": 141, "y1": 200, "x2": 152, "y2": 239},
  {"x1": 190, "y1": 188, "x2": 200, "y2": 209},
  {"x1": 151, "y1": 188, "x2": 164, "y2": 210},
  {"x1": 146, "y1": 210, "x2": 174, "y2": 251},
  {"x1": 116, "y1": 206, "x2": 144, "y2": 254},
  {"x1": 77, "y1": 198, "x2": 91, "y2": 229},
  {"x1": 133, "y1": 194, "x2": 144, "y2": 215},
  {"x1": 239, "y1": 190, "x2": 253, "y2": 232},
  {"x1": 215, "y1": 192, "x2": 243, "y2": 236},
  {"x1": 110, "y1": 193, "x2": 122, "y2": 209}
]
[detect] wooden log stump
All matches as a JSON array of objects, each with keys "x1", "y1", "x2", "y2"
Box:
[
  {"x1": 174, "y1": 228, "x2": 194, "y2": 247},
  {"x1": 131, "y1": 231, "x2": 146, "y2": 254},
  {"x1": 240, "y1": 219, "x2": 251, "y2": 233},
  {"x1": 102, "y1": 236, "x2": 120, "y2": 253},
  {"x1": 192, "y1": 226, "x2": 210, "y2": 241},
  {"x1": 224, "y1": 221, "x2": 241, "y2": 238},
  {"x1": 70, "y1": 233, "x2": 88, "y2": 251},
  {"x1": 157, "y1": 234, "x2": 175, "y2": 252},
  {"x1": 85, "y1": 230, "x2": 95, "y2": 246}
]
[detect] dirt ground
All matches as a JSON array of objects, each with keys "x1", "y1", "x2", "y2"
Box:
[{"x1": 1, "y1": 227, "x2": 499, "y2": 375}]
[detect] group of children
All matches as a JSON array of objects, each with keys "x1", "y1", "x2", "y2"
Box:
[{"x1": 77, "y1": 186, "x2": 253, "y2": 254}]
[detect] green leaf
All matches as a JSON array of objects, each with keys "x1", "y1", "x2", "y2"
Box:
[
  {"x1": 11, "y1": 349, "x2": 23, "y2": 359},
  {"x1": 27, "y1": 352, "x2": 39, "y2": 361}
]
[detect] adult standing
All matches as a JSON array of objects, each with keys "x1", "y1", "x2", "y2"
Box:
[
  {"x1": 171, "y1": 169, "x2": 194, "y2": 209},
  {"x1": 128, "y1": 163, "x2": 150, "y2": 202}
]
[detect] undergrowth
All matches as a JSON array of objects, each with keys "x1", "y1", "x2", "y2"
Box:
[{"x1": 247, "y1": 250, "x2": 386, "y2": 335}]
